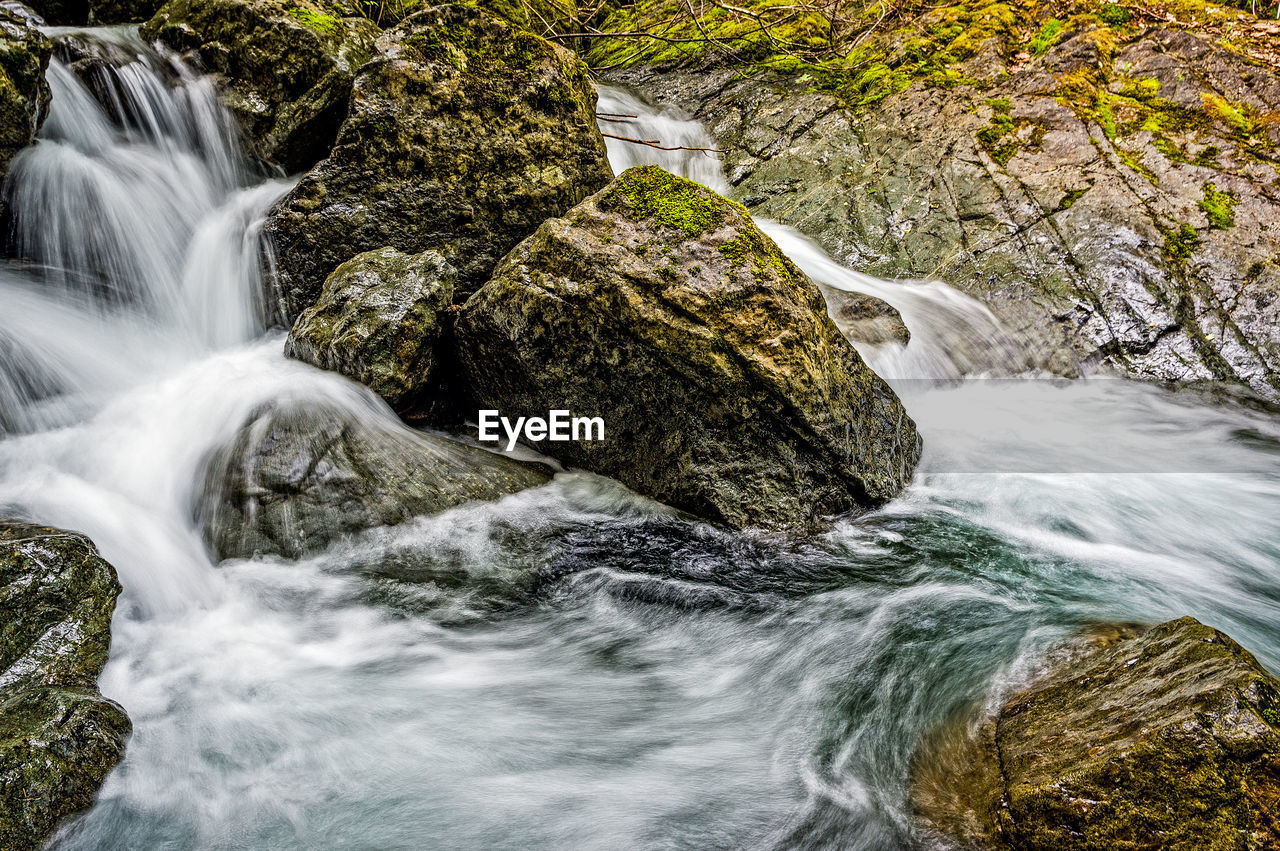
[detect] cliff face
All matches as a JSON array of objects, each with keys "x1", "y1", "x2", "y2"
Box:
[{"x1": 600, "y1": 1, "x2": 1280, "y2": 397}]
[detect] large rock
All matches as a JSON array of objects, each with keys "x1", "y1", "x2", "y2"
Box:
[
  {"x1": 261, "y1": 3, "x2": 613, "y2": 322},
  {"x1": 141, "y1": 0, "x2": 378, "y2": 172},
  {"x1": 202, "y1": 403, "x2": 553, "y2": 560},
  {"x1": 0, "y1": 10, "x2": 50, "y2": 187},
  {"x1": 457, "y1": 166, "x2": 922, "y2": 532},
  {"x1": 612, "y1": 16, "x2": 1280, "y2": 398},
  {"x1": 285, "y1": 247, "x2": 456, "y2": 411},
  {"x1": 914, "y1": 617, "x2": 1280, "y2": 849},
  {"x1": 0, "y1": 522, "x2": 131, "y2": 850}
]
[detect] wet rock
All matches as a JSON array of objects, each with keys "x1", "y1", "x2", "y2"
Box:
[
  {"x1": 457, "y1": 166, "x2": 921, "y2": 532},
  {"x1": 202, "y1": 403, "x2": 553, "y2": 560},
  {"x1": 612, "y1": 21, "x2": 1280, "y2": 399},
  {"x1": 141, "y1": 0, "x2": 379, "y2": 172},
  {"x1": 0, "y1": 522, "x2": 131, "y2": 850},
  {"x1": 820, "y1": 286, "x2": 910, "y2": 347},
  {"x1": 285, "y1": 247, "x2": 456, "y2": 411},
  {"x1": 0, "y1": 9, "x2": 50, "y2": 187},
  {"x1": 262, "y1": 3, "x2": 613, "y2": 322},
  {"x1": 914, "y1": 617, "x2": 1280, "y2": 849}
]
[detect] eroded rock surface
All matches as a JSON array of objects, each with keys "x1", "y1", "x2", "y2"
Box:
[
  {"x1": 457, "y1": 166, "x2": 921, "y2": 532},
  {"x1": 611, "y1": 20, "x2": 1280, "y2": 397},
  {"x1": 0, "y1": 522, "x2": 130, "y2": 850},
  {"x1": 202, "y1": 403, "x2": 553, "y2": 560},
  {"x1": 262, "y1": 2, "x2": 613, "y2": 322}
]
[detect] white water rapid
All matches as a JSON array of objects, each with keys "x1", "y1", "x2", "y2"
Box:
[{"x1": 0, "y1": 35, "x2": 1277, "y2": 849}]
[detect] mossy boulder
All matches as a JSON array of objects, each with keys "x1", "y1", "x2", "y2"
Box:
[
  {"x1": 915, "y1": 617, "x2": 1280, "y2": 849},
  {"x1": 286, "y1": 247, "x2": 456, "y2": 411},
  {"x1": 0, "y1": 522, "x2": 131, "y2": 850},
  {"x1": 141, "y1": 0, "x2": 379, "y2": 172},
  {"x1": 0, "y1": 10, "x2": 50, "y2": 187},
  {"x1": 202, "y1": 403, "x2": 553, "y2": 560},
  {"x1": 456, "y1": 166, "x2": 922, "y2": 531},
  {"x1": 261, "y1": 2, "x2": 612, "y2": 322}
]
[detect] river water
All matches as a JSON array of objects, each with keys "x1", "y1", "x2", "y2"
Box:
[{"x1": 1, "y1": 31, "x2": 1278, "y2": 850}]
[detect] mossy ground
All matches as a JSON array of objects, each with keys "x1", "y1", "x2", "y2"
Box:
[{"x1": 585, "y1": 0, "x2": 1280, "y2": 121}]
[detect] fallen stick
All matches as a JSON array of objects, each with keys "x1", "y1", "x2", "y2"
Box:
[{"x1": 599, "y1": 131, "x2": 728, "y2": 153}]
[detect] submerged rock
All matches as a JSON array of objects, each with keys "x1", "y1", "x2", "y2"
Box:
[
  {"x1": 0, "y1": 9, "x2": 50, "y2": 187},
  {"x1": 285, "y1": 247, "x2": 456, "y2": 411},
  {"x1": 820, "y1": 286, "x2": 910, "y2": 348},
  {"x1": 0, "y1": 522, "x2": 131, "y2": 850},
  {"x1": 914, "y1": 617, "x2": 1280, "y2": 849},
  {"x1": 141, "y1": 0, "x2": 378, "y2": 172},
  {"x1": 457, "y1": 166, "x2": 921, "y2": 532},
  {"x1": 262, "y1": 2, "x2": 613, "y2": 322},
  {"x1": 202, "y1": 403, "x2": 553, "y2": 560},
  {"x1": 613, "y1": 18, "x2": 1280, "y2": 398}
]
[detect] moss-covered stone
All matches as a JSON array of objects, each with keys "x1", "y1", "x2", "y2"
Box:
[
  {"x1": 915, "y1": 617, "x2": 1280, "y2": 850},
  {"x1": 286, "y1": 247, "x2": 455, "y2": 411},
  {"x1": 456, "y1": 166, "x2": 921, "y2": 532},
  {"x1": 141, "y1": 0, "x2": 378, "y2": 172},
  {"x1": 202, "y1": 404, "x2": 553, "y2": 560},
  {"x1": 262, "y1": 2, "x2": 612, "y2": 322},
  {"x1": 0, "y1": 10, "x2": 50, "y2": 189},
  {"x1": 0, "y1": 522, "x2": 130, "y2": 850}
]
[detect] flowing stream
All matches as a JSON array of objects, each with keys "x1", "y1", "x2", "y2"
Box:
[{"x1": 1, "y1": 33, "x2": 1278, "y2": 850}]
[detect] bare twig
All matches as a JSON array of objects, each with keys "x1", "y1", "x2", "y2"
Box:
[{"x1": 600, "y1": 131, "x2": 728, "y2": 152}]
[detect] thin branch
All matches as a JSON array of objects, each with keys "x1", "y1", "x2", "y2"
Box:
[{"x1": 600, "y1": 131, "x2": 728, "y2": 152}]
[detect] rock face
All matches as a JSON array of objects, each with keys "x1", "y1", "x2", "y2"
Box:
[
  {"x1": 141, "y1": 0, "x2": 378, "y2": 172},
  {"x1": 915, "y1": 617, "x2": 1280, "y2": 849},
  {"x1": 457, "y1": 166, "x2": 922, "y2": 531},
  {"x1": 0, "y1": 522, "x2": 131, "y2": 850},
  {"x1": 612, "y1": 18, "x2": 1280, "y2": 398},
  {"x1": 203, "y1": 403, "x2": 553, "y2": 560},
  {"x1": 261, "y1": 3, "x2": 613, "y2": 322},
  {"x1": 286, "y1": 247, "x2": 455, "y2": 410},
  {"x1": 0, "y1": 10, "x2": 50, "y2": 187}
]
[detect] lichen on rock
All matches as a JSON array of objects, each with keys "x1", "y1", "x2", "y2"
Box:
[
  {"x1": 0, "y1": 9, "x2": 50, "y2": 189},
  {"x1": 457, "y1": 165, "x2": 921, "y2": 532}
]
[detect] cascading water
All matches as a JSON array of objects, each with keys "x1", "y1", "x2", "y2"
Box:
[{"x1": 0, "y1": 34, "x2": 1278, "y2": 849}]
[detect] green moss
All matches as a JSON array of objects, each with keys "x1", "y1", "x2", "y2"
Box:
[
  {"x1": 601, "y1": 166, "x2": 734, "y2": 237},
  {"x1": 977, "y1": 111, "x2": 1048, "y2": 167},
  {"x1": 1098, "y1": 3, "x2": 1131, "y2": 23},
  {"x1": 1199, "y1": 182, "x2": 1237, "y2": 229},
  {"x1": 1029, "y1": 18, "x2": 1063, "y2": 56},
  {"x1": 1117, "y1": 147, "x2": 1157, "y2": 184},
  {"x1": 288, "y1": 6, "x2": 343, "y2": 36},
  {"x1": 1160, "y1": 222, "x2": 1201, "y2": 262}
]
